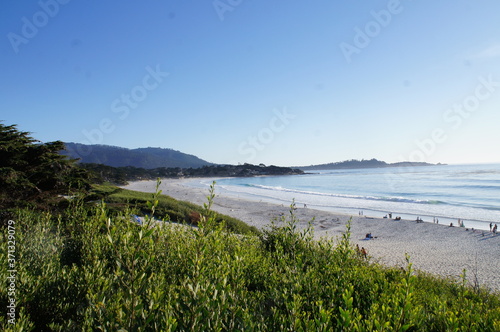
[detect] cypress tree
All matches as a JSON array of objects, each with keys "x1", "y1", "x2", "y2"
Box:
[{"x1": 0, "y1": 122, "x2": 89, "y2": 209}]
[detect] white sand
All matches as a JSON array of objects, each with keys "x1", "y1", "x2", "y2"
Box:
[{"x1": 122, "y1": 178, "x2": 500, "y2": 292}]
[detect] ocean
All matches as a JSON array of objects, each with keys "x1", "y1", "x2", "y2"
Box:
[{"x1": 189, "y1": 163, "x2": 500, "y2": 231}]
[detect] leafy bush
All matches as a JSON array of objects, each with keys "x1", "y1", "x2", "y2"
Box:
[{"x1": 1, "y1": 183, "x2": 499, "y2": 331}]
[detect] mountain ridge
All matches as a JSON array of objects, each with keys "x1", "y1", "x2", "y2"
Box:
[
  {"x1": 61, "y1": 144, "x2": 444, "y2": 172},
  {"x1": 62, "y1": 142, "x2": 212, "y2": 169}
]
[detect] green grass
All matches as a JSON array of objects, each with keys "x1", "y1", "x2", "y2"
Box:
[
  {"x1": 89, "y1": 182, "x2": 260, "y2": 236},
  {"x1": 1, "y1": 183, "x2": 499, "y2": 331}
]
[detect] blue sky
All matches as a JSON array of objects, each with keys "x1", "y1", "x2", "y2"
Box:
[{"x1": 2, "y1": 0, "x2": 500, "y2": 166}]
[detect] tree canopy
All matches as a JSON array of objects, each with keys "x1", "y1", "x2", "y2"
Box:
[{"x1": 0, "y1": 122, "x2": 89, "y2": 209}]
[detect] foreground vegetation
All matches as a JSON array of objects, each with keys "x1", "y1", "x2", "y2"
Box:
[{"x1": 1, "y1": 184, "x2": 499, "y2": 331}]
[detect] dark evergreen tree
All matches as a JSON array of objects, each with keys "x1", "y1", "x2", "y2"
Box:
[{"x1": 0, "y1": 122, "x2": 89, "y2": 209}]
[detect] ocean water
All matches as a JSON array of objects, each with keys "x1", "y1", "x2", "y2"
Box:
[{"x1": 190, "y1": 164, "x2": 500, "y2": 231}]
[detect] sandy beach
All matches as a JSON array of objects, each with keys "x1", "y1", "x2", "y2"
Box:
[{"x1": 122, "y1": 178, "x2": 500, "y2": 292}]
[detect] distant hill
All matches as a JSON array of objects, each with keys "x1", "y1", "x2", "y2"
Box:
[
  {"x1": 299, "y1": 158, "x2": 443, "y2": 171},
  {"x1": 62, "y1": 143, "x2": 212, "y2": 169}
]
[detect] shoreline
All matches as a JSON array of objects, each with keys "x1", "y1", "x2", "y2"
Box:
[
  {"x1": 122, "y1": 178, "x2": 500, "y2": 292},
  {"x1": 206, "y1": 177, "x2": 494, "y2": 231}
]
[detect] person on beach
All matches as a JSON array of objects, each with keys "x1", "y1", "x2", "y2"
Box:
[
  {"x1": 490, "y1": 223, "x2": 493, "y2": 232},
  {"x1": 360, "y1": 247, "x2": 367, "y2": 259},
  {"x1": 356, "y1": 245, "x2": 368, "y2": 259},
  {"x1": 493, "y1": 224, "x2": 498, "y2": 234},
  {"x1": 365, "y1": 233, "x2": 374, "y2": 240}
]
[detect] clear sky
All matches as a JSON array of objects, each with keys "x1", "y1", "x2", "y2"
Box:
[{"x1": 2, "y1": 0, "x2": 500, "y2": 166}]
